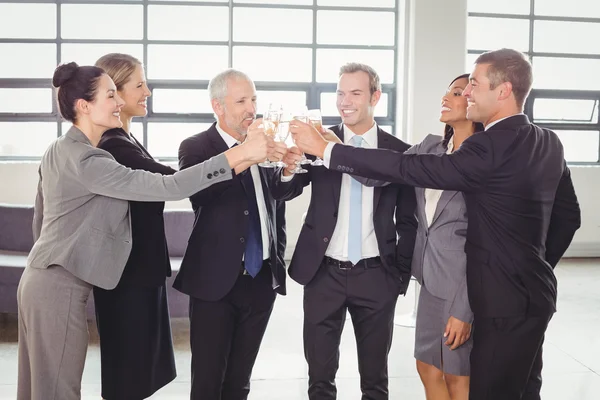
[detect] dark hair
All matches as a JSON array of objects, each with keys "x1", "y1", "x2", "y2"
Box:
[
  {"x1": 442, "y1": 73, "x2": 485, "y2": 148},
  {"x1": 52, "y1": 62, "x2": 105, "y2": 123},
  {"x1": 475, "y1": 48, "x2": 533, "y2": 108}
]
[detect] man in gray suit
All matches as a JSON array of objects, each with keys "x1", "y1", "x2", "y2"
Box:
[{"x1": 18, "y1": 62, "x2": 274, "y2": 400}]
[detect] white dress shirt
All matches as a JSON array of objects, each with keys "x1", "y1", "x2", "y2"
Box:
[
  {"x1": 423, "y1": 136, "x2": 454, "y2": 227},
  {"x1": 319, "y1": 124, "x2": 381, "y2": 261},
  {"x1": 216, "y1": 123, "x2": 270, "y2": 259}
]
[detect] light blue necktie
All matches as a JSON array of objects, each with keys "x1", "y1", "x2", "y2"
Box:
[{"x1": 347, "y1": 135, "x2": 363, "y2": 265}]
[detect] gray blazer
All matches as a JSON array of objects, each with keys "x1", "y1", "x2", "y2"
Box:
[
  {"x1": 29, "y1": 126, "x2": 232, "y2": 290},
  {"x1": 407, "y1": 134, "x2": 472, "y2": 323}
]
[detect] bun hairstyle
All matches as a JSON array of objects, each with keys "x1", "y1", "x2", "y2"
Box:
[
  {"x1": 52, "y1": 62, "x2": 105, "y2": 123},
  {"x1": 442, "y1": 73, "x2": 485, "y2": 149}
]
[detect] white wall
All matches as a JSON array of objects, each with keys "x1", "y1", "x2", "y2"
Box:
[{"x1": 1, "y1": 0, "x2": 598, "y2": 257}]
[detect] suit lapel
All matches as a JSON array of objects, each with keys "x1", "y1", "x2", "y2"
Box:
[
  {"x1": 330, "y1": 124, "x2": 344, "y2": 208},
  {"x1": 373, "y1": 127, "x2": 390, "y2": 211},
  {"x1": 429, "y1": 140, "x2": 458, "y2": 226},
  {"x1": 130, "y1": 133, "x2": 153, "y2": 159}
]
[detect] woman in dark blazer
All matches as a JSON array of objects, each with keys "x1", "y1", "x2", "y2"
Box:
[
  {"x1": 408, "y1": 74, "x2": 484, "y2": 400},
  {"x1": 93, "y1": 53, "x2": 176, "y2": 400}
]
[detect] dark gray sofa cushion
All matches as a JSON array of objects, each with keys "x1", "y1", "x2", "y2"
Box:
[{"x1": 0, "y1": 204, "x2": 34, "y2": 252}]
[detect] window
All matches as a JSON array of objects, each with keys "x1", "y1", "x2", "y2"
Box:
[
  {"x1": 468, "y1": 0, "x2": 600, "y2": 163},
  {"x1": 0, "y1": 0, "x2": 400, "y2": 160}
]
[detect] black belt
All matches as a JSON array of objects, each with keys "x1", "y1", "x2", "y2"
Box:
[
  {"x1": 323, "y1": 256, "x2": 382, "y2": 270},
  {"x1": 241, "y1": 259, "x2": 270, "y2": 275}
]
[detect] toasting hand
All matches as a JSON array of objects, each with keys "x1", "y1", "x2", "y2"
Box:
[
  {"x1": 243, "y1": 118, "x2": 273, "y2": 163},
  {"x1": 289, "y1": 119, "x2": 329, "y2": 159}
]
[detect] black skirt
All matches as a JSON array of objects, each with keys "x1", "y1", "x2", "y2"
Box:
[{"x1": 93, "y1": 283, "x2": 176, "y2": 400}]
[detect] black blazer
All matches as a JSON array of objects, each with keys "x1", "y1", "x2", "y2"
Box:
[
  {"x1": 97, "y1": 128, "x2": 177, "y2": 287},
  {"x1": 271, "y1": 124, "x2": 418, "y2": 290},
  {"x1": 173, "y1": 123, "x2": 287, "y2": 301},
  {"x1": 329, "y1": 115, "x2": 581, "y2": 318}
]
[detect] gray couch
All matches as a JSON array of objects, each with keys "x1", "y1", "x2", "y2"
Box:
[{"x1": 0, "y1": 203, "x2": 195, "y2": 318}]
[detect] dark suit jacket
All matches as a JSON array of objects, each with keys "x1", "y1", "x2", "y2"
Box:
[
  {"x1": 97, "y1": 128, "x2": 176, "y2": 287},
  {"x1": 329, "y1": 115, "x2": 581, "y2": 318},
  {"x1": 271, "y1": 124, "x2": 417, "y2": 290},
  {"x1": 173, "y1": 122, "x2": 287, "y2": 301}
]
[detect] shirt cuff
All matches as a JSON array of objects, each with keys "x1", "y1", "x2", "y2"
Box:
[
  {"x1": 280, "y1": 170, "x2": 295, "y2": 182},
  {"x1": 323, "y1": 142, "x2": 336, "y2": 169}
]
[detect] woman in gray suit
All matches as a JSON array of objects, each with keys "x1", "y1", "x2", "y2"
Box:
[
  {"x1": 409, "y1": 74, "x2": 484, "y2": 400},
  {"x1": 16, "y1": 62, "x2": 273, "y2": 400}
]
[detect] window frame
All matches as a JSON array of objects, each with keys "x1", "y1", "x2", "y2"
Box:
[
  {"x1": 0, "y1": 0, "x2": 401, "y2": 161},
  {"x1": 468, "y1": 1, "x2": 600, "y2": 164}
]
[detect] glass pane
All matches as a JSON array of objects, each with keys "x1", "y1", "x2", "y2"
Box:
[
  {"x1": 318, "y1": 0, "x2": 395, "y2": 7},
  {"x1": 534, "y1": 21, "x2": 600, "y2": 55},
  {"x1": 0, "y1": 44, "x2": 56, "y2": 79},
  {"x1": 235, "y1": 0, "x2": 312, "y2": 4},
  {"x1": 148, "y1": 6, "x2": 229, "y2": 41},
  {"x1": 256, "y1": 91, "x2": 307, "y2": 114},
  {"x1": 533, "y1": 99, "x2": 598, "y2": 124},
  {"x1": 233, "y1": 47, "x2": 312, "y2": 82},
  {"x1": 152, "y1": 0, "x2": 227, "y2": 2},
  {"x1": 61, "y1": 44, "x2": 143, "y2": 66},
  {"x1": 555, "y1": 131, "x2": 599, "y2": 163},
  {"x1": 0, "y1": 122, "x2": 57, "y2": 157},
  {"x1": 535, "y1": 0, "x2": 600, "y2": 18},
  {"x1": 152, "y1": 89, "x2": 212, "y2": 114},
  {"x1": 316, "y1": 49, "x2": 395, "y2": 83},
  {"x1": 147, "y1": 123, "x2": 213, "y2": 158},
  {"x1": 465, "y1": 53, "x2": 481, "y2": 71},
  {"x1": 320, "y1": 92, "x2": 388, "y2": 118},
  {"x1": 147, "y1": 45, "x2": 229, "y2": 80},
  {"x1": 317, "y1": 11, "x2": 395, "y2": 46},
  {"x1": 467, "y1": 17, "x2": 529, "y2": 52},
  {"x1": 61, "y1": 4, "x2": 143, "y2": 40},
  {"x1": 0, "y1": 3, "x2": 56, "y2": 39},
  {"x1": 0, "y1": 89, "x2": 53, "y2": 113},
  {"x1": 379, "y1": 125, "x2": 393, "y2": 135},
  {"x1": 532, "y1": 57, "x2": 600, "y2": 90},
  {"x1": 233, "y1": 8, "x2": 312, "y2": 44},
  {"x1": 467, "y1": 0, "x2": 530, "y2": 15}
]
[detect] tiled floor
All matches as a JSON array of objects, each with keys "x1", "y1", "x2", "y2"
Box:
[{"x1": 1, "y1": 259, "x2": 599, "y2": 399}]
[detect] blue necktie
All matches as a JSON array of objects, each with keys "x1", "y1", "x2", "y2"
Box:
[
  {"x1": 348, "y1": 135, "x2": 363, "y2": 265},
  {"x1": 240, "y1": 168, "x2": 263, "y2": 277}
]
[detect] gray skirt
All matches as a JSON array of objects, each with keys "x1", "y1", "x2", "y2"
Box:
[{"x1": 414, "y1": 283, "x2": 472, "y2": 376}]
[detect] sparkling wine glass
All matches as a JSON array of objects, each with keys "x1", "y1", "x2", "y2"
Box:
[
  {"x1": 308, "y1": 109, "x2": 325, "y2": 166},
  {"x1": 289, "y1": 109, "x2": 309, "y2": 174},
  {"x1": 258, "y1": 104, "x2": 280, "y2": 168}
]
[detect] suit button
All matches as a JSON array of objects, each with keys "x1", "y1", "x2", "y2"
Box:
[
  {"x1": 207, "y1": 173, "x2": 213, "y2": 179},
  {"x1": 240, "y1": 237, "x2": 245, "y2": 243},
  {"x1": 323, "y1": 237, "x2": 329, "y2": 243},
  {"x1": 220, "y1": 168, "x2": 226, "y2": 174},
  {"x1": 350, "y1": 168, "x2": 354, "y2": 173},
  {"x1": 244, "y1": 210, "x2": 249, "y2": 216},
  {"x1": 214, "y1": 171, "x2": 219, "y2": 177},
  {"x1": 337, "y1": 166, "x2": 342, "y2": 170}
]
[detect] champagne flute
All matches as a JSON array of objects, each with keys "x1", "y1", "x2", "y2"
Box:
[
  {"x1": 308, "y1": 109, "x2": 325, "y2": 167},
  {"x1": 288, "y1": 109, "x2": 309, "y2": 174},
  {"x1": 258, "y1": 105, "x2": 280, "y2": 168}
]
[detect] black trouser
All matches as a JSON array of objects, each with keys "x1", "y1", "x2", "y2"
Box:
[
  {"x1": 188, "y1": 263, "x2": 276, "y2": 400},
  {"x1": 469, "y1": 314, "x2": 552, "y2": 400},
  {"x1": 303, "y1": 258, "x2": 400, "y2": 400}
]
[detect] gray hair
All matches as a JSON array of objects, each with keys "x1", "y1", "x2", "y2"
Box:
[
  {"x1": 338, "y1": 62, "x2": 382, "y2": 95},
  {"x1": 208, "y1": 69, "x2": 253, "y2": 103}
]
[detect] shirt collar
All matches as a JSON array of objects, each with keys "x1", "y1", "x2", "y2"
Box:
[
  {"x1": 485, "y1": 113, "x2": 525, "y2": 131},
  {"x1": 446, "y1": 135, "x2": 454, "y2": 154},
  {"x1": 215, "y1": 121, "x2": 241, "y2": 148},
  {"x1": 343, "y1": 122, "x2": 378, "y2": 147}
]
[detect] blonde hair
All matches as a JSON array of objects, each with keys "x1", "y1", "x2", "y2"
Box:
[
  {"x1": 339, "y1": 63, "x2": 382, "y2": 95},
  {"x1": 95, "y1": 53, "x2": 142, "y2": 91}
]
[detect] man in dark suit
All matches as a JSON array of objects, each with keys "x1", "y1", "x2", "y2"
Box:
[
  {"x1": 174, "y1": 69, "x2": 288, "y2": 400},
  {"x1": 290, "y1": 49, "x2": 581, "y2": 400},
  {"x1": 273, "y1": 63, "x2": 417, "y2": 400}
]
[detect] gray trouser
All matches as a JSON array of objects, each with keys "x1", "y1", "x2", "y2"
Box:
[{"x1": 17, "y1": 265, "x2": 92, "y2": 400}]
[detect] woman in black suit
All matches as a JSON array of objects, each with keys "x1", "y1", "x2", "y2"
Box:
[{"x1": 93, "y1": 53, "x2": 177, "y2": 400}]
